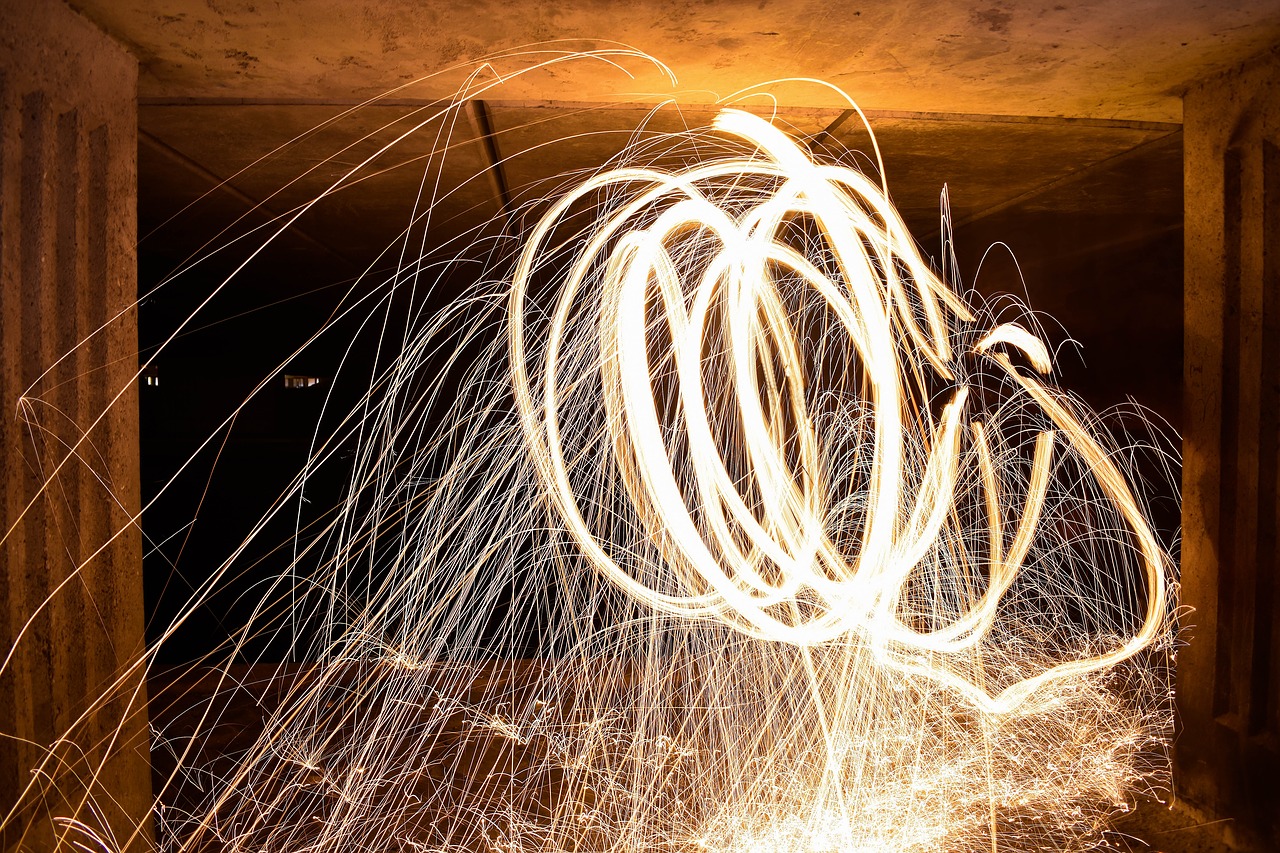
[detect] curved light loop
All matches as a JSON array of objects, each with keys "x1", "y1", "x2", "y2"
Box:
[{"x1": 508, "y1": 108, "x2": 1169, "y2": 712}]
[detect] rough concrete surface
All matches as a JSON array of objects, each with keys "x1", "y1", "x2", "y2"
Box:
[
  {"x1": 0, "y1": 0, "x2": 151, "y2": 849},
  {"x1": 1178, "y1": 47, "x2": 1280, "y2": 853},
  {"x1": 71, "y1": 0, "x2": 1280, "y2": 123}
]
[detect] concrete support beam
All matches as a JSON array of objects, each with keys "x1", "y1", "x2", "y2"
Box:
[
  {"x1": 1181, "y1": 46, "x2": 1280, "y2": 851},
  {"x1": 465, "y1": 99, "x2": 512, "y2": 216},
  {"x1": 0, "y1": 1, "x2": 152, "y2": 850}
]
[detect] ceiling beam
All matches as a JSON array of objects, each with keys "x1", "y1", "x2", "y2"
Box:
[
  {"x1": 140, "y1": 97, "x2": 1182, "y2": 133},
  {"x1": 807, "y1": 108, "x2": 857, "y2": 149},
  {"x1": 464, "y1": 99, "x2": 512, "y2": 216}
]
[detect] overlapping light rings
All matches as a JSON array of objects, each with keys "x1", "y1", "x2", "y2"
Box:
[{"x1": 509, "y1": 108, "x2": 1168, "y2": 713}]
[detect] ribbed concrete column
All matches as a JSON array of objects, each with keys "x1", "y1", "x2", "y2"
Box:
[
  {"x1": 1181, "y1": 48, "x2": 1280, "y2": 850},
  {"x1": 0, "y1": 1, "x2": 151, "y2": 850}
]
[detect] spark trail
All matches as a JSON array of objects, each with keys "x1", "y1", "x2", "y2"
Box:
[{"x1": 1, "y1": 51, "x2": 1176, "y2": 853}]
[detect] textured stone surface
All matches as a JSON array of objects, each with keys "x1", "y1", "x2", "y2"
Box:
[
  {"x1": 67, "y1": 0, "x2": 1280, "y2": 123},
  {"x1": 0, "y1": 0, "x2": 151, "y2": 849},
  {"x1": 1180, "y1": 47, "x2": 1280, "y2": 852}
]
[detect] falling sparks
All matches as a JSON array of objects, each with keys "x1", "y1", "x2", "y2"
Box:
[{"x1": 2, "y1": 50, "x2": 1176, "y2": 853}]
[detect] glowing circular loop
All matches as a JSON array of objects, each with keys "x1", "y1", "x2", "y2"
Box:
[{"x1": 509, "y1": 108, "x2": 1167, "y2": 713}]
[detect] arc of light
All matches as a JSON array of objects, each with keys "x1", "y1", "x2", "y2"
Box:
[{"x1": 510, "y1": 110, "x2": 1168, "y2": 709}]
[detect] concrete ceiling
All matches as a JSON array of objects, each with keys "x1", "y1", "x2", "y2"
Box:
[
  {"x1": 89, "y1": 0, "x2": 1274, "y2": 271},
  {"x1": 72, "y1": 0, "x2": 1280, "y2": 122}
]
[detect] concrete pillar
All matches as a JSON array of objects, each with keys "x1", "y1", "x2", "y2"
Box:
[
  {"x1": 0, "y1": 1, "x2": 151, "y2": 850},
  {"x1": 1181, "y1": 47, "x2": 1280, "y2": 850}
]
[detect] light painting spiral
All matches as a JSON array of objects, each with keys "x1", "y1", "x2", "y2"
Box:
[{"x1": 510, "y1": 107, "x2": 1168, "y2": 713}]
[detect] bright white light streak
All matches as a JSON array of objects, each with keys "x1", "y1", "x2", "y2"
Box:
[{"x1": 509, "y1": 108, "x2": 1168, "y2": 711}]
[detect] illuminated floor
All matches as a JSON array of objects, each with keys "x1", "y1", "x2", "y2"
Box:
[{"x1": 148, "y1": 665, "x2": 1229, "y2": 853}]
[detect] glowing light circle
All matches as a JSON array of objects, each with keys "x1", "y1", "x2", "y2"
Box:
[{"x1": 510, "y1": 108, "x2": 1168, "y2": 714}]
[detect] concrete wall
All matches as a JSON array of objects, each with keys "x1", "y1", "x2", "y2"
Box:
[
  {"x1": 0, "y1": 1, "x2": 152, "y2": 850},
  {"x1": 1181, "y1": 47, "x2": 1280, "y2": 851}
]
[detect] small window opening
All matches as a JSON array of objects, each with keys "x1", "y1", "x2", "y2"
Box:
[{"x1": 284, "y1": 375, "x2": 322, "y2": 389}]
